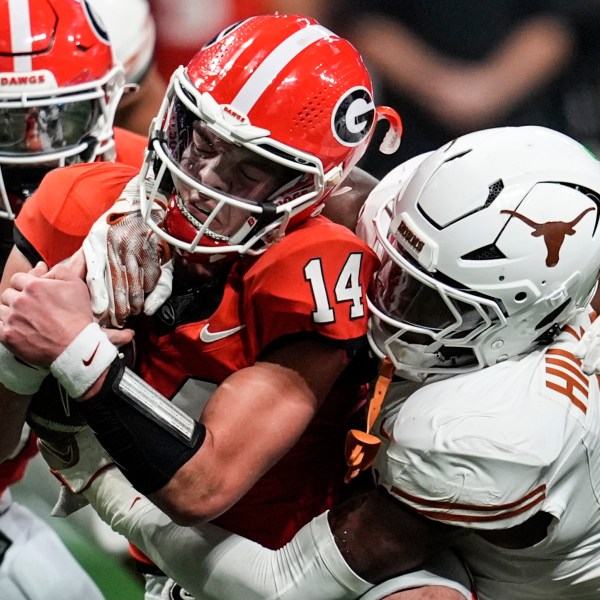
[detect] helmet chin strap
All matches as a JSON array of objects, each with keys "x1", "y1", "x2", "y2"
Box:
[
  {"x1": 383, "y1": 337, "x2": 478, "y2": 382},
  {"x1": 386, "y1": 341, "x2": 444, "y2": 382},
  {"x1": 230, "y1": 172, "x2": 316, "y2": 249},
  {"x1": 231, "y1": 202, "x2": 280, "y2": 248}
]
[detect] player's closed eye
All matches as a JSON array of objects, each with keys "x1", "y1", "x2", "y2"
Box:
[
  {"x1": 238, "y1": 163, "x2": 268, "y2": 184},
  {"x1": 191, "y1": 131, "x2": 214, "y2": 155}
]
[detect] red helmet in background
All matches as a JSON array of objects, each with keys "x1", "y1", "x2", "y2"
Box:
[
  {"x1": 140, "y1": 14, "x2": 402, "y2": 259},
  {"x1": 0, "y1": 0, "x2": 125, "y2": 219}
]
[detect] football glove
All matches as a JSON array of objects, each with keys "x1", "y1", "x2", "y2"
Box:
[
  {"x1": 37, "y1": 426, "x2": 116, "y2": 516},
  {"x1": 83, "y1": 175, "x2": 173, "y2": 328},
  {"x1": 574, "y1": 316, "x2": 600, "y2": 374}
]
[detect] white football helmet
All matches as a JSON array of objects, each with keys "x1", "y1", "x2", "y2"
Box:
[
  {"x1": 86, "y1": 0, "x2": 155, "y2": 85},
  {"x1": 369, "y1": 126, "x2": 600, "y2": 376}
]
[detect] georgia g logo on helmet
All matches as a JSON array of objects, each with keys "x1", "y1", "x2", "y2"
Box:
[{"x1": 332, "y1": 86, "x2": 375, "y2": 147}]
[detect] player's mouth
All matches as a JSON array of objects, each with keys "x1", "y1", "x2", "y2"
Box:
[{"x1": 175, "y1": 194, "x2": 230, "y2": 241}]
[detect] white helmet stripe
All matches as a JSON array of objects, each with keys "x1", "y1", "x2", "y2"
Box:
[
  {"x1": 231, "y1": 24, "x2": 333, "y2": 114},
  {"x1": 8, "y1": 0, "x2": 32, "y2": 72}
]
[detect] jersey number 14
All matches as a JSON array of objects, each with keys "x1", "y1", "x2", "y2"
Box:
[{"x1": 304, "y1": 253, "x2": 365, "y2": 323}]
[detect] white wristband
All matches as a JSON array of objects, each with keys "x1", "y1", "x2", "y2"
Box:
[
  {"x1": 0, "y1": 343, "x2": 48, "y2": 396},
  {"x1": 50, "y1": 322, "x2": 118, "y2": 399}
]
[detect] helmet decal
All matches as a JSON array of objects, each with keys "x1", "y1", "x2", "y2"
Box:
[
  {"x1": 501, "y1": 206, "x2": 595, "y2": 267},
  {"x1": 332, "y1": 86, "x2": 375, "y2": 147},
  {"x1": 230, "y1": 24, "x2": 333, "y2": 114},
  {"x1": 81, "y1": 0, "x2": 110, "y2": 45}
]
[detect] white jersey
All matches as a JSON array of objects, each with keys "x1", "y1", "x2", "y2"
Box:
[
  {"x1": 373, "y1": 310, "x2": 600, "y2": 599},
  {"x1": 0, "y1": 490, "x2": 105, "y2": 600}
]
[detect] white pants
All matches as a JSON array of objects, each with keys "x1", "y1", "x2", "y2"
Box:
[{"x1": 0, "y1": 490, "x2": 105, "y2": 600}]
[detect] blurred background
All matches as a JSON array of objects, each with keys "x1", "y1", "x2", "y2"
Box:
[{"x1": 14, "y1": 0, "x2": 600, "y2": 598}]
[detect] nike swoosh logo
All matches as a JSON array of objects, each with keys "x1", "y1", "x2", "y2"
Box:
[
  {"x1": 130, "y1": 496, "x2": 142, "y2": 510},
  {"x1": 82, "y1": 342, "x2": 100, "y2": 366},
  {"x1": 199, "y1": 324, "x2": 246, "y2": 343},
  {"x1": 39, "y1": 439, "x2": 76, "y2": 467}
]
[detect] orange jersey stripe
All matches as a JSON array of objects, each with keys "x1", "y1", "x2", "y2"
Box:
[
  {"x1": 391, "y1": 483, "x2": 546, "y2": 512},
  {"x1": 390, "y1": 484, "x2": 546, "y2": 524}
]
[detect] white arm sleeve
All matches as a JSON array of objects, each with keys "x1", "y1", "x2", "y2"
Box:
[
  {"x1": 358, "y1": 551, "x2": 473, "y2": 600},
  {"x1": 84, "y1": 469, "x2": 372, "y2": 600}
]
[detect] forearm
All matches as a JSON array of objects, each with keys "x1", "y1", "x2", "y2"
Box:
[
  {"x1": 348, "y1": 17, "x2": 450, "y2": 104},
  {"x1": 349, "y1": 14, "x2": 574, "y2": 131},
  {"x1": 85, "y1": 469, "x2": 372, "y2": 600},
  {"x1": 86, "y1": 471, "x2": 470, "y2": 599},
  {"x1": 329, "y1": 488, "x2": 462, "y2": 583},
  {"x1": 474, "y1": 15, "x2": 574, "y2": 114},
  {"x1": 0, "y1": 337, "x2": 42, "y2": 462},
  {"x1": 153, "y1": 346, "x2": 345, "y2": 523},
  {"x1": 77, "y1": 341, "x2": 345, "y2": 525}
]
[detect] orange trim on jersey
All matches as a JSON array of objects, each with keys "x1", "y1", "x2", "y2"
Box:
[
  {"x1": 546, "y1": 348, "x2": 584, "y2": 370},
  {"x1": 545, "y1": 364, "x2": 588, "y2": 393},
  {"x1": 545, "y1": 356, "x2": 586, "y2": 385},
  {"x1": 546, "y1": 380, "x2": 587, "y2": 413},
  {"x1": 344, "y1": 357, "x2": 394, "y2": 482},
  {"x1": 562, "y1": 324, "x2": 582, "y2": 341},
  {"x1": 390, "y1": 483, "x2": 546, "y2": 524},
  {"x1": 391, "y1": 483, "x2": 546, "y2": 512},
  {"x1": 545, "y1": 348, "x2": 589, "y2": 413},
  {"x1": 415, "y1": 494, "x2": 546, "y2": 524}
]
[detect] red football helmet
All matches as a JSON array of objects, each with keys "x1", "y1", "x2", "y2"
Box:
[
  {"x1": 0, "y1": 0, "x2": 125, "y2": 219},
  {"x1": 139, "y1": 14, "x2": 402, "y2": 259}
]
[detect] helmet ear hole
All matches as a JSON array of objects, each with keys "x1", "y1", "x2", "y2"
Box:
[{"x1": 515, "y1": 292, "x2": 528, "y2": 303}]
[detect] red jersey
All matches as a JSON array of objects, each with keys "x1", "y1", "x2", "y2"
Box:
[
  {"x1": 0, "y1": 431, "x2": 38, "y2": 492},
  {"x1": 15, "y1": 162, "x2": 139, "y2": 267},
  {"x1": 15, "y1": 162, "x2": 379, "y2": 547},
  {"x1": 0, "y1": 131, "x2": 144, "y2": 496},
  {"x1": 113, "y1": 126, "x2": 146, "y2": 170}
]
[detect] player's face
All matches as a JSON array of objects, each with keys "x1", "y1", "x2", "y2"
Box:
[
  {"x1": 174, "y1": 121, "x2": 291, "y2": 237},
  {"x1": 375, "y1": 256, "x2": 454, "y2": 338},
  {"x1": 373, "y1": 244, "x2": 495, "y2": 350}
]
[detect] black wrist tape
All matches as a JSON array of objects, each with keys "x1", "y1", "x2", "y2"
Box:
[{"x1": 78, "y1": 359, "x2": 205, "y2": 495}]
